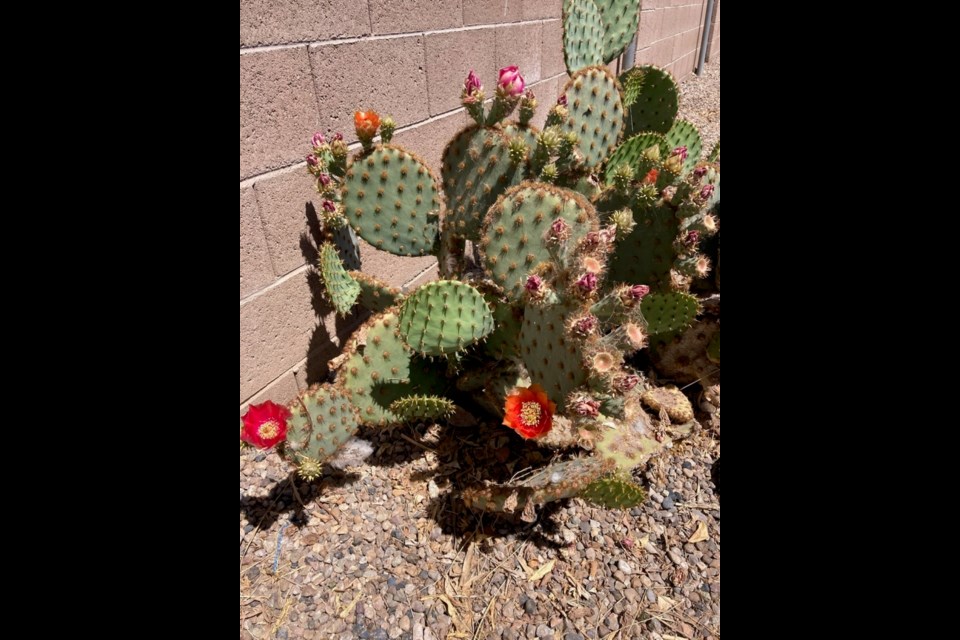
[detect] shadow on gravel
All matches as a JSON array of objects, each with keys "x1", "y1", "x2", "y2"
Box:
[{"x1": 239, "y1": 469, "x2": 360, "y2": 531}]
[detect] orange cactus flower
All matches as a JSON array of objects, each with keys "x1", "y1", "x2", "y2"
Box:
[
  {"x1": 641, "y1": 168, "x2": 659, "y2": 185},
  {"x1": 503, "y1": 384, "x2": 556, "y2": 439},
  {"x1": 354, "y1": 110, "x2": 381, "y2": 141}
]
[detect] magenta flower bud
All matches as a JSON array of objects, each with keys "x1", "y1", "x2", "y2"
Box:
[
  {"x1": 615, "y1": 374, "x2": 640, "y2": 391},
  {"x1": 573, "y1": 398, "x2": 601, "y2": 417},
  {"x1": 629, "y1": 284, "x2": 650, "y2": 300},
  {"x1": 498, "y1": 65, "x2": 525, "y2": 97},
  {"x1": 332, "y1": 132, "x2": 344, "y2": 142},
  {"x1": 318, "y1": 173, "x2": 331, "y2": 187},
  {"x1": 524, "y1": 275, "x2": 543, "y2": 292},
  {"x1": 693, "y1": 166, "x2": 708, "y2": 178},
  {"x1": 670, "y1": 146, "x2": 688, "y2": 162},
  {"x1": 700, "y1": 184, "x2": 715, "y2": 199},
  {"x1": 599, "y1": 225, "x2": 617, "y2": 244},
  {"x1": 557, "y1": 94, "x2": 568, "y2": 106},
  {"x1": 576, "y1": 273, "x2": 598, "y2": 293},
  {"x1": 311, "y1": 132, "x2": 326, "y2": 148},
  {"x1": 321, "y1": 199, "x2": 337, "y2": 213},
  {"x1": 549, "y1": 218, "x2": 570, "y2": 242},
  {"x1": 464, "y1": 70, "x2": 482, "y2": 95},
  {"x1": 306, "y1": 154, "x2": 319, "y2": 167},
  {"x1": 684, "y1": 230, "x2": 700, "y2": 247},
  {"x1": 573, "y1": 315, "x2": 598, "y2": 336}
]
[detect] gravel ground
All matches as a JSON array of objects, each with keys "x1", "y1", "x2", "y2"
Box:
[{"x1": 240, "y1": 59, "x2": 720, "y2": 640}]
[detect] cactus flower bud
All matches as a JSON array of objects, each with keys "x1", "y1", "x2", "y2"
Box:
[
  {"x1": 322, "y1": 199, "x2": 337, "y2": 212},
  {"x1": 573, "y1": 398, "x2": 601, "y2": 416},
  {"x1": 354, "y1": 110, "x2": 381, "y2": 148},
  {"x1": 525, "y1": 274, "x2": 543, "y2": 292},
  {"x1": 684, "y1": 230, "x2": 700, "y2": 247},
  {"x1": 670, "y1": 145, "x2": 688, "y2": 162},
  {"x1": 699, "y1": 184, "x2": 715, "y2": 200},
  {"x1": 702, "y1": 214, "x2": 717, "y2": 232},
  {"x1": 519, "y1": 89, "x2": 537, "y2": 125},
  {"x1": 497, "y1": 65, "x2": 525, "y2": 97},
  {"x1": 611, "y1": 163, "x2": 634, "y2": 192},
  {"x1": 693, "y1": 165, "x2": 708, "y2": 178},
  {"x1": 642, "y1": 145, "x2": 661, "y2": 162},
  {"x1": 311, "y1": 132, "x2": 326, "y2": 148},
  {"x1": 558, "y1": 94, "x2": 568, "y2": 106},
  {"x1": 695, "y1": 255, "x2": 711, "y2": 278},
  {"x1": 662, "y1": 185, "x2": 677, "y2": 203},
  {"x1": 663, "y1": 154, "x2": 683, "y2": 173},
  {"x1": 331, "y1": 138, "x2": 349, "y2": 161},
  {"x1": 318, "y1": 173, "x2": 331, "y2": 187},
  {"x1": 624, "y1": 323, "x2": 646, "y2": 349},
  {"x1": 641, "y1": 168, "x2": 659, "y2": 185},
  {"x1": 548, "y1": 218, "x2": 570, "y2": 242},
  {"x1": 614, "y1": 374, "x2": 640, "y2": 391},
  {"x1": 572, "y1": 315, "x2": 598, "y2": 336},
  {"x1": 464, "y1": 70, "x2": 482, "y2": 97},
  {"x1": 539, "y1": 162, "x2": 559, "y2": 183},
  {"x1": 575, "y1": 272, "x2": 598, "y2": 293},
  {"x1": 612, "y1": 209, "x2": 635, "y2": 239},
  {"x1": 628, "y1": 284, "x2": 650, "y2": 300},
  {"x1": 508, "y1": 137, "x2": 528, "y2": 164},
  {"x1": 306, "y1": 154, "x2": 319, "y2": 167},
  {"x1": 379, "y1": 115, "x2": 396, "y2": 143},
  {"x1": 332, "y1": 132, "x2": 343, "y2": 142}
]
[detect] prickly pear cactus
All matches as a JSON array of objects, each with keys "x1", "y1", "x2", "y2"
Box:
[
  {"x1": 641, "y1": 291, "x2": 699, "y2": 336},
  {"x1": 593, "y1": 0, "x2": 641, "y2": 63},
  {"x1": 621, "y1": 65, "x2": 679, "y2": 135},
  {"x1": 397, "y1": 280, "x2": 495, "y2": 356},
  {"x1": 342, "y1": 145, "x2": 441, "y2": 256},
  {"x1": 348, "y1": 271, "x2": 403, "y2": 312},
  {"x1": 388, "y1": 395, "x2": 456, "y2": 422},
  {"x1": 606, "y1": 202, "x2": 680, "y2": 288},
  {"x1": 480, "y1": 182, "x2": 599, "y2": 299},
  {"x1": 558, "y1": 67, "x2": 624, "y2": 170},
  {"x1": 563, "y1": 0, "x2": 605, "y2": 72},
  {"x1": 580, "y1": 470, "x2": 647, "y2": 509},
  {"x1": 284, "y1": 383, "x2": 361, "y2": 480},
  {"x1": 520, "y1": 302, "x2": 588, "y2": 410},
  {"x1": 665, "y1": 119, "x2": 702, "y2": 173},
  {"x1": 604, "y1": 132, "x2": 670, "y2": 183},
  {"x1": 318, "y1": 242, "x2": 360, "y2": 315}
]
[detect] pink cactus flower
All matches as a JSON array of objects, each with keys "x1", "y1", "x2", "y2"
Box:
[
  {"x1": 311, "y1": 132, "x2": 326, "y2": 148},
  {"x1": 464, "y1": 70, "x2": 482, "y2": 95},
  {"x1": 524, "y1": 275, "x2": 543, "y2": 292},
  {"x1": 684, "y1": 230, "x2": 700, "y2": 247},
  {"x1": 573, "y1": 398, "x2": 601, "y2": 417},
  {"x1": 629, "y1": 284, "x2": 650, "y2": 300},
  {"x1": 615, "y1": 374, "x2": 640, "y2": 391},
  {"x1": 573, "y1": 315, "x2": 598, "y2": 336},
  {"x1": 322, "y1": 199, "x2": 337, "y2": 212},
  {"x1": 693, "y1": 166, "x2": 708, "y2": 178},
  {"x1": 549, "y1": 218, "x2": 570, "y2": 242},
  {"x1": 700, "y1": 184, "x2": 715, "y2": 199},
  {"x1": 670, "y1": 146, "x2": 688, "y2": 161},
  {"x1": 575, "y1": 273, "x2": 598, "y2": 293},
  {"x1": 498, "y1": 66, "x2": 525, "y2": 97}
]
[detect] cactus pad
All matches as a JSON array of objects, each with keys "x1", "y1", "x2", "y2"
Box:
[
  {"x1": 342, "y1": 145, "x2": 441, "y2": 256},
  {"x1": 651, "y1": 319, "x2": 720, "y2": 385},
  {"x1": 604, "y1": 132, "x2": 670, "y2": 184},
  {"x1": 562, "y1": 0, "x2": 605, "y2": 72},
  {"x1": 606, "y1": 202, "x2": 679, "y2": 288},
  {"x1": 284, "y1": 383, "x2": 361, "y2": 479},
  {"x1": 442, "y1": 126, "x2": 526, "y2": 241},
  {"x1": 484, "y1": 301, "x2": 524, "y2": 360},
  {"x1": 665, "y1": 119, "x2": 702, "y2": 173},
  {"x1": 596, "y1": 409, "x2": 669, "y2": 471},
  {"x1": 318, "y1": 242, "x2": 360, "y2": 315},
  {"x1": 594, "y1": 0, "x2": 642, "y2": 63},
  {"x1": 388, "y1": 395, "x2": 456, "y2": 422},
  {"x1": 348, "y1": 271, "x2": 403, "y2": 312},
  {"x1": 481, "y1": 182, "x2": 599, "y2": 299},
  {"x1": 641, "y1": 291, "x2": 699, "y2": 335},
  {"x1": 520, "y1": 302, "x2": 587, "y2": 409},
  {"x1": 621, "y1": 65, "x2": 679, "y2": 135},
  {"x1": 580, "y1": 470, "x2": 647, "y2": 508},
  {"x1": 462, "y1": 456, "x2": 613, "y2": 520},
  {"x1": 559, "y1": 67, "x2": 624, "y2": 170},
  {"x1": 397, "y1": 280, "x2": 495, "y2": 356},
  {"x1": 640, "y1": 385, "x2": 694, "y2": 423},
  {"x1": 331, "y1": 224, "x2": 362, "y2": 270},
  {"x1": 337, "y1": 311, "x2": 443, "y2": 426}
]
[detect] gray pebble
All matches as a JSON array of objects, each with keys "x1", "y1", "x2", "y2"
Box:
[
  {"x1": 536, "y1": 625, "x2": 554, "y2": 638},
  {"x1": 617, "y1": 560, "x2": 633, "y2": 574},
  {"x1": 661, "y1": 496, "x2": 675, "y2": 509},
  {"x1": 565, "y1": 634, "x2": 585, "y2": 640},
  {"x1": 646, "y1": 589, "x2": 657, "y2": 602}
]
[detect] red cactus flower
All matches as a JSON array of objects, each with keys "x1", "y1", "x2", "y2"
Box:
[
  {"x1": 354, "y1": 110, "x2": 381, "y2": 142},
  {"x1": 503, "y1": 384, "x2": 556, "y2": 439},
  {"x1": 641, "y1": 168, "x2": 659, "y2": 185},
  {"x1": 241, "y1": 401, "x2": 290, "y2": 449}
]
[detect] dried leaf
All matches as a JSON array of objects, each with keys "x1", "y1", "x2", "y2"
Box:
[
  {"x1": 527, "y1": 558, "x2": 556, "y2": 582},
  {"x1": 687, "y1": 521, "x2": 709, "y2": 544},
  {"x1": 460, "y1": 543, "x2": 476, "y2": 591},
  {"x1": 437, "y1": 594, "x2": 460, "y2": 627}
]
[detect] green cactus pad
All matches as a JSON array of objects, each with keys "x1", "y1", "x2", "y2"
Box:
[
  {"x1": 442, "y1": 126, "x2": 526, "y2": 241},
  {"x1": 397, "y1": 280, "x2": 495, "y2": 356},
  {"x1": 594, "y1": 0, "x2": 642, "y2": 63},
  {"x1": 484, "y1": 302, "x2": 524, "y2": 360},
  {"x1": 284, "y1": 383, "x2": 361, "y2": 479},
  {"x1": 388, "y1": 395, "x2": 456, "y2": 422},
  {"x1": 620, "y1": 65, "x2": 679, "y2": 135},
  {"x1": 559, "y1": 67, "x2": 624, "y2": 170},
  {"x1": 607, "y1": 202, "x2": 679, "y2": 289},
  {"x1": 503, "y1": 122, "x2": 540, "y2": 153},
  {"x1": 562, "y1": 0, "x2": 605, "y2": 72},
  {"x1": 604, "y1": 132, "x2": 671, "y2": 184},
  {"x1": 462, "y1": 456, "x2": 613, "y2": 520},
  {"x1": 348, "y1": 270, "x2": 402, "y2": 313},
  {"x1": 342, "y1": 145, "x2": 441, "y2": 256},
  {"x1": 641, "y1": 291, "x2": 699, "y2": 335},
  {"x1": 337, "y1": 311, "x2": 444, "y2": 426},
  {"x1": 707, "y1": 330, "x2": 720, "y2": 363},
  {"x1": 520, "y1": 302, "x2": 587, "y2": 410},
  {"x1": 707, "y1": 139, "x2": 720, "y2": 162},
  {"x1": 665, "y1": 119, "x2": 702, "y2": 173},
  {"x1": 331, "y1": 224, "x2": 362, "y2": 270},
  {"x1": 481, "y1": 182, "x2": 599, "y2": 299},
  {"x1": 318, "y1": 242, "x2": 360, "y2": 315},
  {"x1": 596, "y1": 409, "x2": 669, "y2": 471},
  {"x1": 580, "y1": 471, "x2": 647, "y2": 509}
]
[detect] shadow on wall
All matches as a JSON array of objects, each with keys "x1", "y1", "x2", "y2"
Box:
[{"x1": 299, "y1": 202, "x2": 369, "y2": 388}]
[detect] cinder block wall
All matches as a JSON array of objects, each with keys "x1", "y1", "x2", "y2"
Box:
[{"x1": 239, "y1": 0, "x2": 719, "y2": 410}]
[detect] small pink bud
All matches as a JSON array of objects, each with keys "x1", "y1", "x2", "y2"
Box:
[
  {"x1": 599, "y1": 225, "x2": 617, "y2": 244},
  {"x1": 332, "y1": 132, "x2": 343, "y2": 142},
  {"x1": 525, "y1": 275, "x2": 543, "y2": 292},
  {"x1": 629, "y1": 284, "x2": 650, "y2": 300},
  {"x1": 318, "y1": 173, "x2": 331, "y2": 187},
  {"x1": 693, "y1": 166, "x2": 708, "y2": 178},
  {"x1": 700, "y1": 184, "x2": 715, "y2": 199},
  {"x1": 573, "y1": 398, "x2": 601, "y2": 417},
  {"x1": 464, "y1": 70, "x2": 482, "y2": 95},
  {"x1": 670, "y1": 146, "x2": 688, "y2": 162},
  {"x1": 306, "y1": 154, "x2": 319, "y2": 167},
  {"x1": 684, "y1": 230, "x2": 700, "y2": 247},
  {"x1": 497, "y1": 65, "x2": 525, "y2": 97},
  {"x1": 576, "y1": 273, "x2": 598, "y2": 293},
  {"x1": 322, "y1": 199, "x2": 337, "y2": 213},
  {"x1": 311, "y1": 132, "x2": 326, "y2": 147},
  {"x1": 615, "y1": 374, "x2": 640, "y2": 391},
  {"x1": 549, "y1": 218, "x2": 570, "y2": 242},
  {"x1": 620, "y1": 537, "x2": 634, "y2": 549},
  {"x1": 573, "y1": 315, "x2": 598, "y2": 336},
  {"x1": 557, "y1": 94, "x2": 568, "y2": 106}
]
